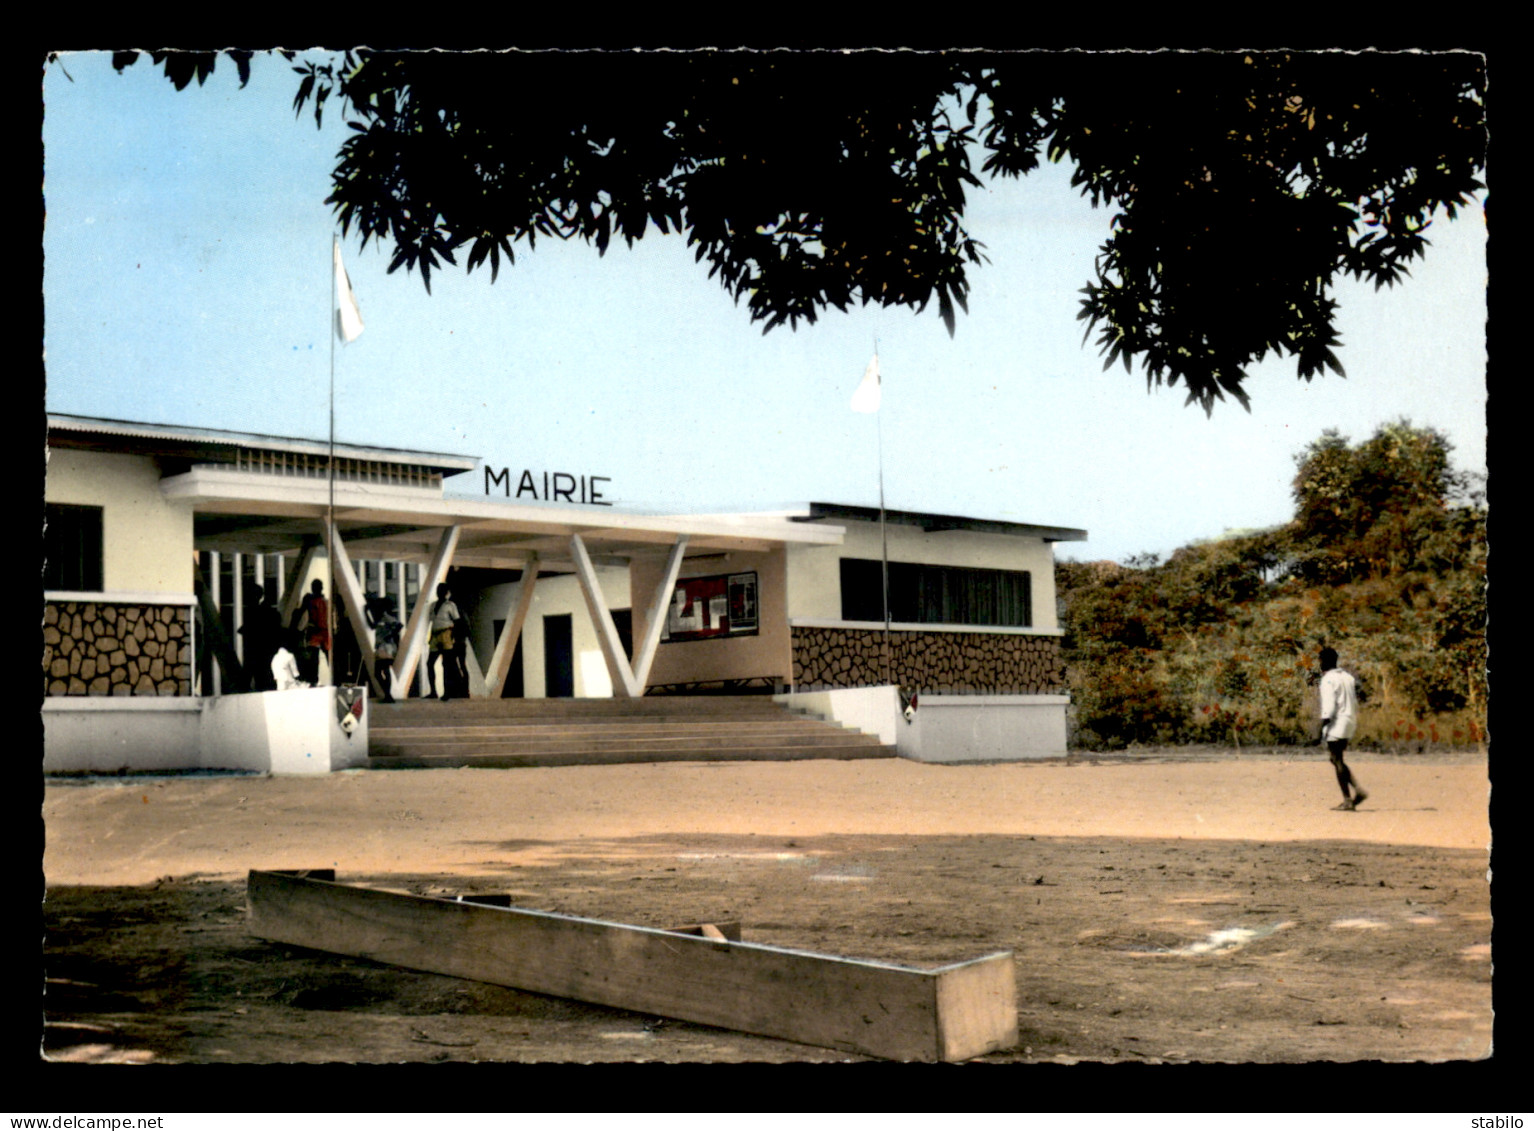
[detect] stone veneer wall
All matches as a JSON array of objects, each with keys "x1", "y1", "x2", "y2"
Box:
[
  {"x1": 43, "y1": 601, "x2": 193, "y2": 697},
  {"x1": 791, "y1": 626, "x2": 1065, "y2": 694}
]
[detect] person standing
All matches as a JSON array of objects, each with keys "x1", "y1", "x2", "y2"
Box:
[
  {"x1": 292, "y1": 580, "x2": 331, "y2": 687},
  {"x1": 271, "y1": 630, "x2": 310, "y2": 691},
  {"x1": 239, "y1": 583, "x2": 282, "y2": 691},
  {"x1": 366, "y1": 593, "x2": 402, "y2": 704},
  {"x1": 1318, "y1": 646, "x2": 1368, "y2": 811},
  {"x1": 425, "y1": 583, "x2": 461, "y2": 701}
]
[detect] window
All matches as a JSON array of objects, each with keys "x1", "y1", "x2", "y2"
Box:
[
  {"x1": 44, "y1": 503, "x2": 103, "y2": 591},
  {"x1": 839, "y1": 558, "x2": 1031, "y2": 627}
]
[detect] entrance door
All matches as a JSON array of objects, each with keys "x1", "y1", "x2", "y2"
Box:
[{"x1": 543, "y1": 613, "x2": 574, "y2": 698}]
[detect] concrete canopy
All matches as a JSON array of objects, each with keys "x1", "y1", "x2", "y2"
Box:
[
  {"x1": 49, "y1": 414, "x2": 848, "y2": 700},
  {"x1": 166, "y1": 468, "x2": 845, "y2": 569},
  {"x1": 49, "y1": 413, "x2": 844, "y2": 569}
]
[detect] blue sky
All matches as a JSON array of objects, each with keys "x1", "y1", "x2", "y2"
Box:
[{"x1": 43, "y1": 50, "x2": 1487, "y2": 563}]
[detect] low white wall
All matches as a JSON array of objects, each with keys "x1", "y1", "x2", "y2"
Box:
[
  {"x1": 42, "y1": 698, "x2": 203, "y2": 773},
  {"x1": 200, "y1": 687, "x2": 369, "y2": 775},
  {"x1": 900, "y1": 695, "x2": 1070, "y2": 762},
  {"x1": 776, "y1": 688, "x2": 1069, "y2": 762},
  {"x1": 42, "y1": 688, "x2": 369, "y2": 775}
]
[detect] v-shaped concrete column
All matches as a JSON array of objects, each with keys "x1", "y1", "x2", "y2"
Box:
[
  {"x1": 570, "y1": 533, "x2": 687, "y2": 699},
  {"x1": 484, "y1": 555, "x2": 540, "y2": 699},
  {"x1": 631, "y1": 535, "x2": 689, "y2": 692},
  {"x1": 278, "y1": 541, "x2": 322, "y2": 627},
  {"x1": 393, "y1": 525, "x2": 461, "y2": 694},
  {"x1": 326, "y1": 522, "x2": 387, "y2": 698}
]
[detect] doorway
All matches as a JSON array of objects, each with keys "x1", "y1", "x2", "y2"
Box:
[
  {"x1": 612, "y1": 608, "x2": 633, "y2": 663},
  {"x1": 543, "y1": 614, "x2": 574, "y2": 698}
]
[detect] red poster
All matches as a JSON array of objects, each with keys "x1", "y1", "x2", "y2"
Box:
[{"x1": 663, "y1": 572, "x2": 758, "y2": 642}]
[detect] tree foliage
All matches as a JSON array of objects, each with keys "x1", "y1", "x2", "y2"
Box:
[
  {"x1": 1287, "y1": 419, "x2": 1476, "y2": 583},
  {"x1": 1058, "y1": 421, "x2": 1486, "y2": 749},
  {"x1": 108, "y1": 48, "x2": 1485, "y2": 413}
]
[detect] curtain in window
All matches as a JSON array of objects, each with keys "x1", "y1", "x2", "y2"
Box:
[{"x1": 839, "y1": 558, "x2": 1030, "y2": 628}]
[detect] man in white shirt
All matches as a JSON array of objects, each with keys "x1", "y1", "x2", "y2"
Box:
[
  {"x1": 272, "y1": 631, "x2": 311, "y2": 692},
  {"x1": 1318, "y1": 647, "x2": 1367, "y2": 811}
]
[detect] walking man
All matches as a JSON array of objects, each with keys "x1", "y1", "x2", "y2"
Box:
[{"x1": 1318, "y1": 646, "x2": 1368, "y2": 811}]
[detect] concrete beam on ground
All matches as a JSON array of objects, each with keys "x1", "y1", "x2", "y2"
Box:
[{"x1": 248, "y1": 869, "x2": 1017, "y2": 1063}]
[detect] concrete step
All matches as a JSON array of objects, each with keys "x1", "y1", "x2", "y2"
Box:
[
  {"x1": 372, "y1": 695, "x2": 790, "y2": 717},
  {"x1": 371, "y1": 719, "x2": 849, "y2": 740},
  {"x1": 367, "y1": 743, "x2": 896, "y2": 769},
  {"x1": 371, "y1": 731, "x2": 885, "y2": 758},
  {"x1": 371, "y1": 714, "x2": 808, "y2": 732},
  {"x1": 364, "y1": 694, "x2": 889, "y2": 768}
]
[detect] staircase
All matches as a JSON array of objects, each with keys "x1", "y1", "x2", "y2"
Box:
[{"x1": 366, "y1": 695, "x2": 895, "y2": 769}]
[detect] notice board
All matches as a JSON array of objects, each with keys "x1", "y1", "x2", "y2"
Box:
[{"x1": 662, "y1": 572, "x2": 759, "y2": 642}]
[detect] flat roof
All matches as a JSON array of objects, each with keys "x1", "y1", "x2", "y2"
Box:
[
  {"x1": 796, "y1": 501, "x2": 1088, "y2": 543},
  {"x1": 47, "y1": 413, "x2": 479, "y2": 476},
  {"x1": 46, "y1": 415, "x2": 1087, "y2": 562}
]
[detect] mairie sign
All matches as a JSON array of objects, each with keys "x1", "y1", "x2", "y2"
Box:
[{"x1": 485, "y1": 466, "x2": 614, "y2": 506}]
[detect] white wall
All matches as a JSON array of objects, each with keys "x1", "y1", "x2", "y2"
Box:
[
  {"x1": 777, "y1": 685, "x2": 903, "y2": 746},
  {"x1": 43, "y1": 689, "x2": 369, "y2": 774},
  {"x1": 46, "y1": 449, "x2": 195, "y2": 594},
  {"x1": 897, "y1": 695, "x2": 1070, "y2": 762},
  {"x1": 637, "y1": 547, "x2": 791, "y2": 690},
  {"x1": 201, "y1": 687, "x2": 369, "y2": 774},
  {"x1": 466, "y1": 567, "x2": 631, "y2": 698},
  {"x1": 42, "y1": 699, "x2": 203, "y2": 773},
  {"x1": 776, "y1": 688, "x2": 1070, "y2": 762},
  {"x1": 785, "y1": 519, "x2": 1061, "y2": 630}
]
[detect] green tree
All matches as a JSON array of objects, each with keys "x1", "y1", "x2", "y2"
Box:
[
  {"x1": 104, "y1": 48, "x2": 1486, "y2": 414},
  {"x1": 1288, "y1": 419, "x2": 1470, "y2": 582},
  {"x1": 1058, "y1": 422, "x2": 1485, "y2": 747}
]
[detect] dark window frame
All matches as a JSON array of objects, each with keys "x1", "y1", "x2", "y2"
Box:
[
  {"x1": 44, "y1": 503, "x2": 104, "y2": 592},
  {"x1": 839, "y1": 557, "x2": 1031, "y2": 628}
]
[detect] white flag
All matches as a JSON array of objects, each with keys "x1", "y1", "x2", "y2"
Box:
[
  {"x1": 851, "y1": 355, "x2": 881, "y2": 413},
  {"x1": 333, "y1": 238, "x2": 365, "y2": 343}
]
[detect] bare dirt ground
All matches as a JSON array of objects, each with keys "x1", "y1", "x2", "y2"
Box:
[{"x1": 38, "y1": 751, "x2": 1494, "y2": 1067}]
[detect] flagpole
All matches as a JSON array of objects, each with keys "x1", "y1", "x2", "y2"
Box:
[
  {"x1": 329, "y1": 236, "x2": 366, "y2": 690},
  {"x1": 877, "y1": 392, "x2": 890, "y2": 687},
  {"x1": 851, "y1": 345, "x2": 892, "y2": 688},
  {"x1": 327, "y1": 236, "x2": 337, "y2": 688},
  {"x1": 871, "y1": 336, "x2": 890, "y2": 688}
]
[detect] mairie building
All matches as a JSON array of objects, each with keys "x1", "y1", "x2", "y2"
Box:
[{"x1": 42, "y1": 414, "x2": 1087, "y2": 773}]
